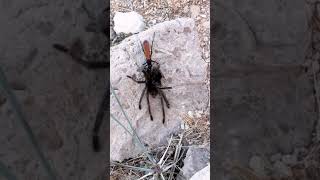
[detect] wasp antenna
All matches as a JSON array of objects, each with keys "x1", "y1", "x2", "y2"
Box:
[
  {"x1": 140, "y1": 41, "x2": 145, "y2": 55},
  {"x1": 152, "y1": 32, "x2": 156, "y2": 41},
  {"x1": 150, "y1": 32, "x2": 156, "y2": 57}
]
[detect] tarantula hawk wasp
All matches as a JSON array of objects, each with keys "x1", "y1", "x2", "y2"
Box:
[
  {"x1": 52, "y1": 7, "x2": 109, "y2": 152},
  {"x1": 127, "y1": 33, "x2": 172, "y2": 123}
]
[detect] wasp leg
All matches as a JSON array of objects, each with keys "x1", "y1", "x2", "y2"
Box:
[
  {"x1": 92, "y1": 88, "x2": 109, "y2": 152},
  {"x1": 139, "y1": 86, "x2": 147, "y2": 109},
  {"x1": 126, "y1": 75, "x2": 145, "y2": 83},
  {"x1": 53, "y1": 44, "x2": 108, "y2": 69},
  {"x1": 146, "y1": 91, "x2": 153, "y2": 121}
]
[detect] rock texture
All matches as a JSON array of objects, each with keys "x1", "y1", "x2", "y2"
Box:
[
  {"x1": 181, "y1": 146, "x2": 210, "y2": 179},
  {"x1": 110, "y1": 18, "x2": 209, "y2": 161}
]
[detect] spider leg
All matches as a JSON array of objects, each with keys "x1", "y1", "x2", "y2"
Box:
[
  {"x1": 160, "y1": 96, "x2": 165, "y2": 124},
  {"x1": 158, "y1": 87, "x2": 172, "y2": 89},
  {"x1": 151, "y1": 60, "x2": 159, "y2": 65},
  {"x1": 126, "y1": 75, "x2": 145, "y2": 83},
  {"x1": 139, "y1": 86, "x2": 147, "y2": 109},
  {"x1": 92, "y1": 88, "x2": 109, "y2": 152},
  {"x1": 146, "y1": 91, "x2": 153, "y2": 121},
  {"x1": 53, "y1": 44, "x2": 108, "y2": 69},
  {"x1": 158, "y1": 89, "x2": 170, "y2": 108}
]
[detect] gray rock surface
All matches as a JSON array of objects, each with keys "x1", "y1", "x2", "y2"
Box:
[
  {"x1": 110, "y1": 18, "x2": 209, "y2": 161},
  {"x1": 181, "y1": 146, "x2": 210, "y2": 179}
]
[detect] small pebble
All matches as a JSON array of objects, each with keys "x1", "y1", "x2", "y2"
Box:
[
  {"x1": 113, "y1": 11, "x2": 145, "y2": 34},
  {"x1": 203, "y1": 21, "x2": 210, "y2": 29},
  {"x1": 188, "y1": 111, "x2": 194, "y2": 118},
  {"x1": 183, "y1": 6, "x2": 189, "y2": 14},
  {"x1": 190, "y1": 5, "x2": 200, "y2": 18}
]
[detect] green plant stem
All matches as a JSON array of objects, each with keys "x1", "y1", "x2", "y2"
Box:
[{"x1": 110, "y1": 85, "x2": 156, "y2": 164}]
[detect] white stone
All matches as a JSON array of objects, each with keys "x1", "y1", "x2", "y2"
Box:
[
  {"x1": 188, "y1": 111, "x2": 194, "y2": 118},
  {"x1": 110, "y1": 18, "x2": 209, "y2": 161},
  {"x1": 113, "y1": 11, "x2": 145, "y2": 34},
  {"x1": 190, "y1": 164, "x2": 210, "y2": 180}
]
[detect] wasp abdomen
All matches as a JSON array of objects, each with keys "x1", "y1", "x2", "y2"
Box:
[{"x1": 143, "y1": 40, "x2": 152, "y2": 61}]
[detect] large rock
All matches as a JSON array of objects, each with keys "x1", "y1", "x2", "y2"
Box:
[{"x1": 110, "y1": 18, "x2": 209, "y2": 161}]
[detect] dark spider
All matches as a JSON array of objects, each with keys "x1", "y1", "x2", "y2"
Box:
[
  {"x1": 52, "y1": 7, "x2": 109, "y2": 152},
  {"x1": 127, "y1": 33, "x2": 172, "y2": 124}
]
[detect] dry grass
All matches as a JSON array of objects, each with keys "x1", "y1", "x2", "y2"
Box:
[
  {"x1": 110, "y1": 155, "x2": 149, "y2": 179},
  {"x1": 110, "y1": 133, "x2": 188, "y2": 180},
  {"x1": 182, "y1": 112, "x2": 210, "y2": 146}
]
